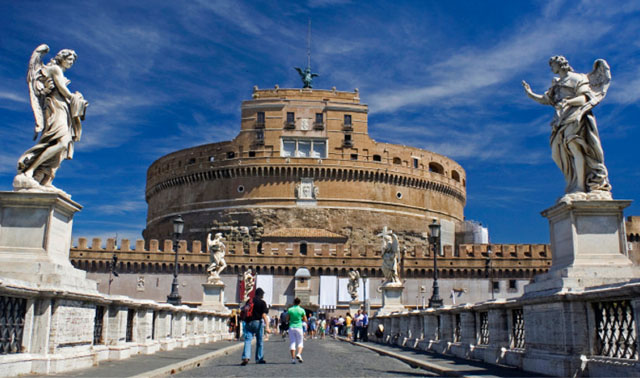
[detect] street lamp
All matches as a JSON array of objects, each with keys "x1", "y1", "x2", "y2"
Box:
[
  {"x1": 167, "y1": 215, "x2": 184, "y2": 306},
  {"x1": 485, "y1": 244, "x2": 494, "y2": 300},
  {"x1": 428, "y1": 219, "x2": 443, "y2": 308}
]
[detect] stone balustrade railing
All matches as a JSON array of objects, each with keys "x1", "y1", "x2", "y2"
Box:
[
  {"x1": 0, "y1": 276, "x2": 234, "y2": 376},
  {"x1": 369, "y1": 281, "x2": 640, "y2": 377}
]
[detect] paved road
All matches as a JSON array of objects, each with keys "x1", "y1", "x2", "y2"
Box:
[{"x1": 177, "y1": 336, "x2": 437, "y2": 377}]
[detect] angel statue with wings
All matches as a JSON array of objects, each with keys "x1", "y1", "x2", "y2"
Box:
[
  {"x1": 378, "y1": 227, "x2": 402, "y2": 286},
  {"x1": 294, "y1": 67, "x2": 318, "y2": 89},
  {"x1": 13, "y1": 44, "x2": 89, "y2": 196},
  {"x1": 206, "y1": 232, "x2": 227, "y2": 284},
  {"x1": 522, "y1": 56, "x2": 612, "y2": 203}
]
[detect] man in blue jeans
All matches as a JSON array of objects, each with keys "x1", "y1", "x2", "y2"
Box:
[{"x1": 241, "y1": 288, "x2": 270, "y2": 365}]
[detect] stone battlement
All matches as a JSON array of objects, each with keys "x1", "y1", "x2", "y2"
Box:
[{"x1": 70, "y1": 238, "x2": 551, "y2": 279}]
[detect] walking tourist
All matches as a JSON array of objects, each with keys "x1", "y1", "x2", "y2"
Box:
[
  {"x1": 287, "y1": 297, "x2": 307, "y2": 364},
  {"x1": 308, "y1": 312, "x2": 317, "y2": 338},
  {"x1": 240, "y1": 288, "x2": 270, "y2": 365},
  {"x1": 362, "y1": 311, "x2": 369, "y2": 342},
  {"x1": 319, "y1": 317, "x2": 326, "y2": 340},
  {"x1": 279, "y1": 311, "x2": 289, "y2": 338},
  {"x1": 354, "y1": 310, "x2": 364, "y2": 341},
  {"x1": 345, "y1": 312, "x2": 353, "y2": 340}
]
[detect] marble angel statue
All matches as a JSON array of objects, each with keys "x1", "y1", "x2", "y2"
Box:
[
  {"x1": 206, "y1": 232, "x2": 227, "y2": 284},
  {"x1": 14, "y1": 44, "x2": 89, "y2": 195},
  {"x1": 347, "y1": 269, "x2": 361, "y2": 301},
  {"x1": 379, "y1": 227, "x2": 402, "y2": 286},
  {"x1": 522, "y1": 56, "x2": 612, "y2": 203}
]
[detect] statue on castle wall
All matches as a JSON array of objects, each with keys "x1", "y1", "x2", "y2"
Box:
[
  {"x1": 206, "y1": 232, "x2": 227, "y2": 284},
  {"x1": 522, "y1": 56, "x2": 612, "y2": 203},
  {"x1": 347, "y1": 269, "x2": 360, "y2": 301},
  {"x1": 14, "y1": 44, "x2": 89, "y2": 196},
  {"x1": 379, "y1": 226, "x2": 402, "y2": 286},
  {"x1": 294, "y1": 67, "x2": 318, "y2": 89}
]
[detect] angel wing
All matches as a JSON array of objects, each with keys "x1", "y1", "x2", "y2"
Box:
[
  {"x1": 294, "y1": 67, "x2": 304, "y2": 77},
  {"x1": 27, "y1": 44, "x2": 49, "y2": 139},
  {"x1": 311, "y1": 73, "x2": 319, "y2": 78},
  {"x1": 587, "y1": 59, "x2": 611, "y2": 106},
  {"x1": 390, "y1": 233, "x2": 399, "y2": 256}
]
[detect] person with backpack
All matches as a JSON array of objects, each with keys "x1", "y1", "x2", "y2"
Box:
[
  {"x1": 286, "y1": 297, "x2": 307, "y2": 364},
  {"x1": 240, "y1": 287, "x2": 270, "y2": 365}
]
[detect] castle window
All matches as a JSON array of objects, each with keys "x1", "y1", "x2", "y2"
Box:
[
  {"x1": 248, "y1": 151, "x2": 256, "y2": 157},
  {"x1": 392, "y1": 157, "x2": 401, "y2": 165},
  {"x1": 300, "y1": 242, "x2": 308, "y2": 255},
  {"x1": 286, "y1": 112, "x2": 295, "y2": 128},
  {"x1": 344, "y1": 114, "x2": 352, "y2": 125},
  {"x1": 227, "y1": 151, "x2": 235, "y2": 159},
  {"x1": 187, "y1": 158, "x2": 196, "y2": 165},
  {"x1": 373, "y1": 154, "x2": 382, "y2": 162},
  {"x1": 429, "y1": 162, "x2": 444, "y2": 175},
  {"x1": 208, "y1": 156, "x2": 215, "y2": 162},
  {"x1": 281, "y1": 138, "x2": 327, "y2": 159},
  {"x1": 492, "y1": 281, "x2": 500, "y2": 292},
  {"x1": 256, "y1": 112, "x2": 265, "y2": 127},
  {"x1": 256, "y1": 130, "x2": 264, "y2": 141},
  {"x1": 451, "y1": 170, "x2": 460, "y2": 182},
  {"x1": 508, "y1": 280, "x2": 517, "y2": 291},
  {"x1": 413, "y1": 158, "x2": 419, "y2": 169},
  {"x1": 315, "y1": 113, "x2": 323, "y2": 124},
  {"x1": 350, "y1": 154, "x2": 358, "y2": 160}
]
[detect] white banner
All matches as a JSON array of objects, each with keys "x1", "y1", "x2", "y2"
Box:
[
  {"x1": 319, "y1": 275, "x2": 337, "y2": 309},
  {"x1": 255, "y1": 274, "x2": 273, "y2": 306}
]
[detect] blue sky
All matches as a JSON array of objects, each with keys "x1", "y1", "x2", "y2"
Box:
[{"x1": 1, "y1": 0, "x2": 639, "y2": 244}]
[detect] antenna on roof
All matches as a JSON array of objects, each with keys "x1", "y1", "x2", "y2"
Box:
[{"x1": 294, "y1": 18, "x2": 319, "y2": 89}]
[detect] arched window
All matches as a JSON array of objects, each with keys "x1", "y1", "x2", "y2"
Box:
[
  {"x1": 429, "y1": 162, "x2": 444, "y2": 175},
  {"x1": 300, "y1": 242, "x2": 308, "y2": 255},
  {"x1": 373, "y1": 154, "x2": 382, "y2": 162},
  {"x1": 392, "y1": 157, "x2": 402, "y2": 165},
  {"x1": 451, "y1": 170, "x2": 460, "y2": 182}
]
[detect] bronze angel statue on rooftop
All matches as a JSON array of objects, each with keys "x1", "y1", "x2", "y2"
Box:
[
  {"x1": 13, "y1": 44, "x2": 89, "y2": 196},
  {"x1": 522, "y1": 56, "x2": 611, "y2": 203},
  {"x1": 295, "y1": 67, "x2": 318, "y2": 89}
]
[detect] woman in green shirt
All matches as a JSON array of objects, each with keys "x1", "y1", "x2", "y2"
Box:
[{"x1": 286, "y1": 297, "x2": 307, "y2": 364}]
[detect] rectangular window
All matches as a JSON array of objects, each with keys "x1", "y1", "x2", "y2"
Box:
[
  {"x1": 256, "y1": 131, "x2": 264, "y2": 140},
  {"x1": 282, "y1": 140, "x2": 296, "y2": 157},
  {"x1": 344, "y1": 114, "x2": 352, "y2": 125},
  {"x1": 492, "y1": 281, "x2": 500, "y2": 292},
  {"x1": 282, "y1": 139, "x2": 327, "y2": 159},
  {"x1": 297, "y1": 140, "x2": 311, "y2": 157},
  {"x1": 248, "y1": 151, "x2": 256, "y2": 157},
  {"x1": 508, "y1": 280, "x2": 517, "y2": 290},
  {"x1": 315, "y1": 113, "x2": 323, "y2": 124},
  {"x1": 345, "y1": 134, "x2": 351, "y2": 141},
  {"x1": 350, "y1": 154, "x2": 358, "y2": 160},
  {"x1": 287, "y1": 112, "x2": 295, "y2": 123},
  {"x1": 413, "y1": 158, "x2": 419, "y2": 169},
  {"x1": 257, "y1": 112, "x2": 265, "y2": 124},
  {"x1": 311, "y1": 141, "x2": 326, "y2": 158}
]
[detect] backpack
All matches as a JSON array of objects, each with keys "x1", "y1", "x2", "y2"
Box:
[{"x1": 240, "y1": 299, "x2": 254, "y2": 321}]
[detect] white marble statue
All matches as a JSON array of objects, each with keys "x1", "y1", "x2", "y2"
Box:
[
  {"x1": 347, "y1": 269, "x2": 360, "y2": 300},
  {"x1": 243, "y1": 269, "x2": 255, "y2": 302},
  {"x1": 522, "y1": 56, "x2": 612, "y2": 203},
  {"x1": 379, "y1": 226, "x2": 401, "y2": 286},
  {"x1": 14, "y1": 44, "x2": 89, "y2": 196},
  {"x1": 206, "y1": 232, "x2": 227, "y2": 284}
]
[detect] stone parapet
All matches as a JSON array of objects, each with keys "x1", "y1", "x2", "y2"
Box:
[
  {"x1": 0, "y1": 276, "x2": 233, "y2": 376},
  {"x1": 369, "y1": 280, "x2": 640, "y2": 377}
]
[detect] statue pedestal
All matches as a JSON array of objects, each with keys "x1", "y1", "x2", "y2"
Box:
[
  {"x1": 0, "y1": 191, "x2": 97, "y2": 292},
  {"x1": 525, "y1": 200, "x2": 640, "y2": 296},
  {"x1": 199, "y1": 282, "x2": 230, "y2": 313},
  {"x1": 349, "y1": 300, "x2": 362, "y2": 314},
  {"x1": 376, "y1": 285, "x2": 405, "y2": 315}
]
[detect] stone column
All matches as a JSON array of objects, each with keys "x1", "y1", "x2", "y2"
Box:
[
  {"x1": 200, "y1": 283, "x2": 230, "y2": 314},
  {"x1": 376, "y1": 285, "x2": 405, "y2": 315}
]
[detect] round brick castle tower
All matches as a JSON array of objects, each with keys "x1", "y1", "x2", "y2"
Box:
[{"x1": 144, "y1": 86, "x2": 467, "y2": 248}]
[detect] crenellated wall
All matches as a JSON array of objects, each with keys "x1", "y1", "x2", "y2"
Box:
[{"x1": 70, "y1": 237, "x2": 551, "y2": 279}]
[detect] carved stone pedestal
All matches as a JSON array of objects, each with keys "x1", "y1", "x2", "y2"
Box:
[
  {"x1": 525, "y1": 200, "x2": 639, "y2": 296},
  {"x1": 376, "y1": 285, "x2": 405, "y2": 315},
  {"x1": 0, "y1": 191, "x2": 97, "y2": 292},
  {"x1": 349, "y1": 300, "x2": 362, "y2": 314},
  {"x1": 200, "y1": 282, "x2": 230, "y2": 313}
]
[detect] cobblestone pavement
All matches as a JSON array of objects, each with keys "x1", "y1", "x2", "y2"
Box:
[{"x1": 176, "y1": 336, "x2": 437, "y2": 377}]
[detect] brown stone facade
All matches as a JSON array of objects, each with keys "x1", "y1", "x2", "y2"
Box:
[{"x1": 143, "y1": 87, "x2": 466, "y2": 248}]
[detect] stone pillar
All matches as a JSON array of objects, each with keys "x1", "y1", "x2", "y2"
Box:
[
  {"x1": 200, "y1": 283, "x2": 231, "y2": 313},
  {"x1": 0, "y1": 192, "x2": 97, "y2": 292},
  {"x1": 349, "y1": 300, "x2": 362, "y2": 314},
  {"x1": 376, "y1": 285, "x2": 405, "y2": 315},
  {"x1": 525, "y1": 200, "x2": 639, "y2": 296}
]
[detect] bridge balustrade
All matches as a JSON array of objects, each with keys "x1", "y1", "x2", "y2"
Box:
[{"x1": 369, "y1": 281, "x2": 640, "y2": 377}]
